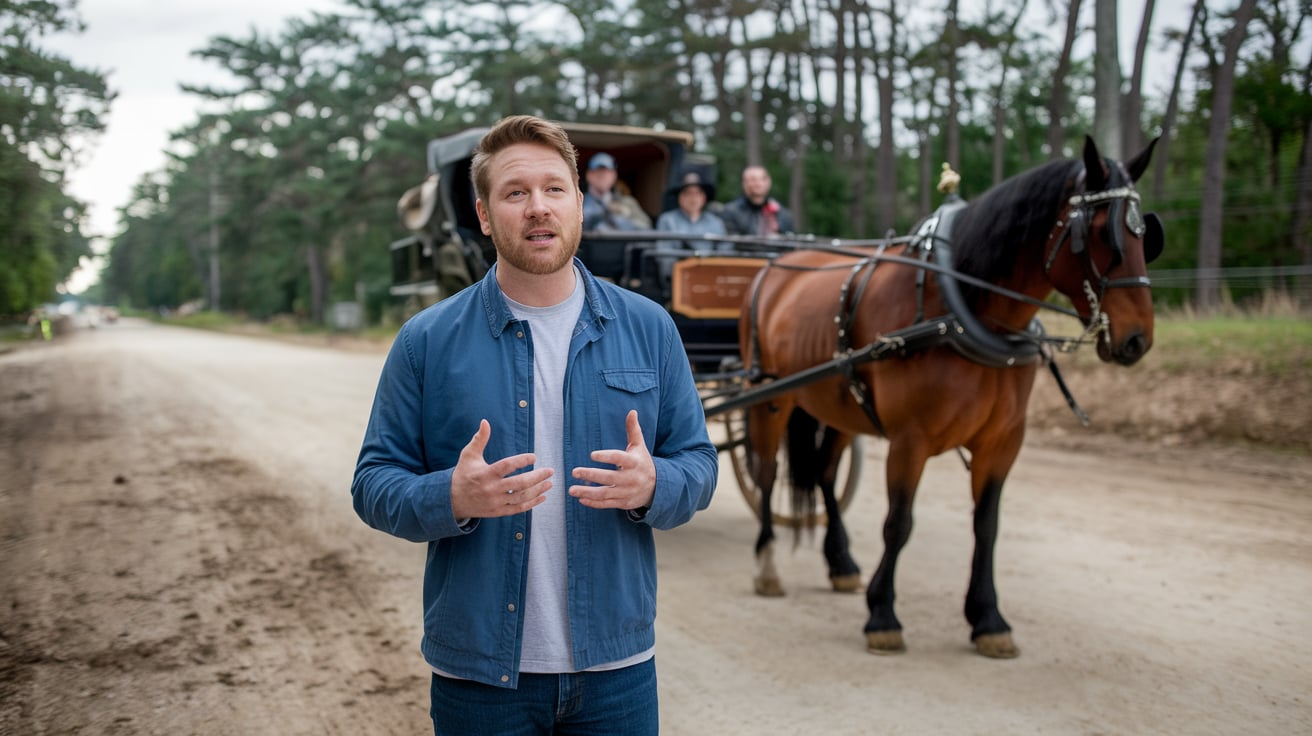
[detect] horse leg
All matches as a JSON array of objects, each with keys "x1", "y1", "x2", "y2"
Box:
[
  {"x1": 864, "y1": 441, "x2": 928, "y2": 654},
  {"x1": 964, "y1": 442, "x2": 1024, "y2": 659},
  {"x1": 750, "y1": 401, "x2": 791, "y2": 597},
  {"x1": 818, "y1": 428, "x2": 861, "y2": 592}
]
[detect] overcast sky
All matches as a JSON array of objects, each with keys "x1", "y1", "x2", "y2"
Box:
[
  {"x1": 47, "y1": 1, "x2": 345, "y2": 293},
  {"x1": 46, "y1": 1, "x2": 1186, "y2": 295}
]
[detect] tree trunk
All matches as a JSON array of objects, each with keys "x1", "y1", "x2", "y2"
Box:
[
  {"x1": 991, "y1": 0, "x2": 1028, "y2": 186},
  {"x1": 919, "y1": 131, "x2": 933, "y2": 214},
  {"x1": 832, "y1": 0, "x2": 849, "y2": 166},
  {"x1": 1153, "y1": 0, "x2": 1202, "y2": 200},
  {"x1": 1295, "y1": 117, "x2": 1312, "y2": 306},
  {"x1": 1093, "y1": 0, "x2": 1122, "y2": 158},
  {"x1": 737, "y1": 17, "x2": 763, "y2": 166},
  {"x1": 875, "y1": 0, "x2": 899, "y2": 234},
  {"x1": 849, "y1": 2, "x2": 869, "y2": 236},
  {"x1": 1122, "y1": 0, "x2": 1155, "y2": 156},
  {"x1": 1197, "y1": 0, "x2": 1259, "y2": 311},
  {"x1": 1048, "y1": 0, "x2": 1082, "y2": 159},
  {"x1": 306, "y1": 243, "x2": 326, "y2": 325},
  {"x1": 944, "y1": 0, "x2": 961, "y2": 168},
  {"x1": 1293, "y1": 48, "x2": 1312, "y2": 306}
]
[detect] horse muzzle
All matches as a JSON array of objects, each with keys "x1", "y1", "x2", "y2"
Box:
[{"x1": 1098, "y1": 329, "x2": 1150, "y2": 366}]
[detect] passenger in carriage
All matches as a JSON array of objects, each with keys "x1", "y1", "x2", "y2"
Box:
[
  {"x1": 581, "y1": 151, "x2": 652, "y2": 230},
  {"x1": 721, "y1": 164, "x2": 795, "y2": 236},
  {"x1": 654, "y1": 170, "x2": 727, "y2": 253}
]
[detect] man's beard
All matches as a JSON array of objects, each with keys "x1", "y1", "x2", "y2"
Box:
[{"x1": 490, "y1": 220, "x2": 581, "y2": 275}]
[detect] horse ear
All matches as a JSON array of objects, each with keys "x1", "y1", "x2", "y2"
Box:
[
  {"x1": 1124, "y1": 137, "x2": 1159, "y2": 183},
  {"x1": 1083, "y1": 136, "x2": 1108, "y2": 190}
]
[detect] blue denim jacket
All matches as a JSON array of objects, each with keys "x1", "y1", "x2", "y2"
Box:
[{"x1": 351, "y1": 259, "x2": 717, "y2": 688}]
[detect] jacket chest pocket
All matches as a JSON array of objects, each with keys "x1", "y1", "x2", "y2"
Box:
[{"x1": 597, "y1": 369, "x2": 660, "y2": 443}]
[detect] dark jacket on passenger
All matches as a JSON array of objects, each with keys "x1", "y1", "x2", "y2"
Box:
[{"x1": 720, "y1": 196, "x2": 795, "y2": 236}]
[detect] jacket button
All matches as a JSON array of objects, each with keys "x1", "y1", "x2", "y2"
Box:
[
  {"x1": 507, "y1": 603, "x2": 516, "y2": 612},
  {"x1": 501, "y1": 675, "x2": 509, "y2": 683},
  {"x1": 515, "y1": 532, "x2": 524, "y2": 541},
  {"x1": 518, "y1": 399, "x2": 527, "y2": 408},
  {"x1": 516, "y1": 331, "x2": 524, "y2": 338}
]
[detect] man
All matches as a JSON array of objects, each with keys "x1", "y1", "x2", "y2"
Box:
[
  {"x1": 654, "y1": 170, "x2": 726, "y2": 253},
  {"x1": 350, "y1": 115, "x2": 717, "y2": 735},
  {"x1": 720, "y1": 164, "x2": 796, "y2": 237},
  {"x1": 581, "y1": 151, "x2": 652, "y2": 230}
]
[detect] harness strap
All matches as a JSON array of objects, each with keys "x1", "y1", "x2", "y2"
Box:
[{"x1": 836, "y1": 259, "x2": 886, "y2": 435}]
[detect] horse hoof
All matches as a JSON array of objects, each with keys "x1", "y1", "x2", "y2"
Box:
[
  {"x1": 974, "y1": 632, "x2": 1020, "y2": 659},
  {"x1": 865, "y1": 630, "x2": 906, "y2": 655},
  {"x1": 829, "y1": 574, "x2": 862, "y2": 593},
  {"x1": 754, "y1": 576, "x2": 785, "y2": 597}
]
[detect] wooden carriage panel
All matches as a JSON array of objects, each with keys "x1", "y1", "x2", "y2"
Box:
[{"x1": 670, "y1": 257, "x2": 769, "y2": 319}]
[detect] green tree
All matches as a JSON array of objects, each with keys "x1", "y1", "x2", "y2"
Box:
[{"x1": 0, "y1": 0, "x2": 111, "y2": 314}]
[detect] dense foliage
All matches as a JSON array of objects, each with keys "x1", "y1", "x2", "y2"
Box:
[
  {"x1": 0, "y1": 0, "x2": 111, "y2": 316},
  {"x1": 4, "y1": 0, "x2": 1309, "y2": 321}
]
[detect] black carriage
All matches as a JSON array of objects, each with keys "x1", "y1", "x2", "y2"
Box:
[{"x1": 387, "y1": 122, "x2": 863, "y2": 527}]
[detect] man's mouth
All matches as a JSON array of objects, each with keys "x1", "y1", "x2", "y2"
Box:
[{"x1": 526, "y1": 231, "x2": 554, "y2": 243}]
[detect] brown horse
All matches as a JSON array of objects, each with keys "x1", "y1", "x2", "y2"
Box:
[{"x1": 738, "y1": 136, "x2": 1162, "y2": 658}]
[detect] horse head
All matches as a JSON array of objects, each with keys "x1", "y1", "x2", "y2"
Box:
[{"x1": 1043, "y1": 136, "x2": 1163, "y2": 366}]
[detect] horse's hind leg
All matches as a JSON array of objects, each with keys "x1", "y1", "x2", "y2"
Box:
[
  {"x1": 864, "y1": 441, "x2": 928, "y2": 654},
  {"x1": 818, "y1": 428, "x2": 861, "y2": 592},
  {"x1": 750, "y1": 400, "x2": 792, "y2": 597}
]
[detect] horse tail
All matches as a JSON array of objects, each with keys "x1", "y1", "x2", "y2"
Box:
[{"x1": 785, "y1": 407, "x2": 823, "y2": 536}]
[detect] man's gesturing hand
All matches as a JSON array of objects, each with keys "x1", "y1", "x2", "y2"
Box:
[
  {"x1": 450, "y1": 420, "x2": 552, "y2": 520},
  {"x1": 569, "y1": 410, "x2": 656, "y2": 511}
]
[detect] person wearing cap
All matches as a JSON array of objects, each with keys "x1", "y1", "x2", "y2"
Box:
[
  {"x1": 721, "y1": 164, "x2": 795, "y2": 237},
  {"x1": 582, "y1": 151, "x2": 652, "y2": 231},
  {"x1": 654, "y1": 170, "x2": 726, "y2": 253}
]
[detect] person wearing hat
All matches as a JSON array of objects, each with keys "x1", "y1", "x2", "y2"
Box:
[
  {"x1": 654, "y1": 170, "x2": 726, "y2": 253},
  {"x1": 582, "y1": 151, "x2": 652, "y2": 231},
  {"x1": 721, "y1": 164, "x2": 795, "y2": 237}
]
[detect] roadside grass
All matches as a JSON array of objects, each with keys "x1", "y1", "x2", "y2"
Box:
[
  {"x1": 160, "y1": 303, "x2": 1309, "y2": 378},
  {"x1": 1149, "y1": 314, "x2": 1311, "y2": 377},
  {"x1": 1043, "y1": 300, "x2": 1310, "y2": 378},
  {"x1": 162, "y1": 311, "x2": 396, "y2": 346}
]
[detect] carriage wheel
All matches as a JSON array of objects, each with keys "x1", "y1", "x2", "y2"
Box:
[{"x1": 721, "y1": 407, "x2": 863, "y2": 529}]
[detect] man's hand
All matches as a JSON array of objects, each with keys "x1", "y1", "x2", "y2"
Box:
[
  {"x1": 570, "y1": 410, "x2": 656, "y2": 511},
  {"x1": 450, "y1": 420, "x2": 552, "y2": 519}
]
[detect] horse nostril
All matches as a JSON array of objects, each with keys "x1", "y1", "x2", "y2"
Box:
[{"x1": 1117, "y1": 333, "x2": 1146, "y2": 365}]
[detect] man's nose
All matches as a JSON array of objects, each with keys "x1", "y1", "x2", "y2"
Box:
[{"x1": 525, "y1": 191, "x2": 549, "y2": 218}]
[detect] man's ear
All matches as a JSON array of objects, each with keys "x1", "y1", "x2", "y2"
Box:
[{"x1": 476, "y1": 199, "x2": 492, "y2": 236}]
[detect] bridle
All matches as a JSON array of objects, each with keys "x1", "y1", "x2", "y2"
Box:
[{"x1": 1043, "y1": 164, "x2": 1163, "y2": 338}]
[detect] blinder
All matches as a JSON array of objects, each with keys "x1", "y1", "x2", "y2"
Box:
[{"x1": 1141, "y1": 212, "x2": 1164, "y2": 264}]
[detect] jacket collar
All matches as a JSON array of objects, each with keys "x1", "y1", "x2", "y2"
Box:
[{"x1": 479, "y1": 257, "x2": 616, "y2": 338}]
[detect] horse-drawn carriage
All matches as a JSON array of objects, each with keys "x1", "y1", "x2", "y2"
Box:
[
  {"x1": 388, "y1": 122, "x2": 848, "y2": 521},
  {"x1": 388, "y1": 121, "x2": 1164, "y2": 658}
]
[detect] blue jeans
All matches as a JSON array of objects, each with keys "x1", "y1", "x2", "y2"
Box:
[{"x1": 430, "y1": 658, "x2": 658, "y2": 735}]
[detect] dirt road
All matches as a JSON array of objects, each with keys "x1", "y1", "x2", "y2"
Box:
[{"x1": 2, "y1": 320, "x2": 1309, "y2": 735}]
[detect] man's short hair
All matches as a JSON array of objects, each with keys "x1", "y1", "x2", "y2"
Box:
[{"x1": 471, "y1": 115, "x2": 578, "y2": 203}]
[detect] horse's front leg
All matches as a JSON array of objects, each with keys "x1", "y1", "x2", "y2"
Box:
[
  {"x1": 819, "y1": 428, "x2": 861, "y2": 592},
  {"x1": 966, "y1": 473, "x2": 1019, "y2": 659},
  {"x1": 864, "y1": 443, "x2": 927, "y2": 654}
]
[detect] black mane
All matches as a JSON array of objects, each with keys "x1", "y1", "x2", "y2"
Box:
[{"x1": 950, "y1": 158, "x2": 1082, "y2": 286}]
